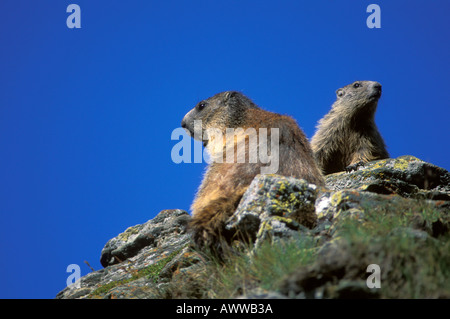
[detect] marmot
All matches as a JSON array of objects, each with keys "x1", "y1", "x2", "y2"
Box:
[
  {"x1": 181, "y1": 91, "x2": 324, "y2": 250},
  {"x1": 311, "y1": 81, "x2": 389, "y2": 174}
]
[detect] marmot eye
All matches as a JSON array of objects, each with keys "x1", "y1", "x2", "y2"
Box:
[
  {"x1": 353, "y1": 83, "x2": 361, "y2": 88},
  {"x1": 197, "y1": 102, "x2": 207, "y2": 111}
]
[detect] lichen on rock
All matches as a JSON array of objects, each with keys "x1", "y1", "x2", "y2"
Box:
[
  {"x1": 225, "y1": 174, "x2": 319, "y2": 247},
  {"x1": 326, "y1": 155, "x2": 450, "y2": 200},
  {"x1": 56, "y1": 155, "x2": 450, "y2": 299}
]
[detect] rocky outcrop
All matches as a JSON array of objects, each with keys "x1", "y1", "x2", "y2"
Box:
[
  {"x1": 325, "y1": 155, "x2": 450, "y2": 200},
  {"x1": 56, "y1": 209, "x2": 196, "y2": 299},
  {"x1": 56, "y1": 155, "x2": 450, "y2": 299},
  {"x1": 99, "y1": 209, "x2": 191, "y2": 268},
  {"x1": 225, "y1": 174, "x2": 319, "y2": 248}
]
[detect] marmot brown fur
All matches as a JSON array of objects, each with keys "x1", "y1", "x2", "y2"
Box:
[
  {"x1": 311, "y1": 80, "x2": 389, "y2": 174},
  {"x1": 181, "y1": 91, "x2": 324, "y2": 250}
]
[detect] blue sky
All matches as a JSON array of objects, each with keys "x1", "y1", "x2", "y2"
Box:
[{"x1": 0, "y1": 0, "x2": 449, "y2": 298}]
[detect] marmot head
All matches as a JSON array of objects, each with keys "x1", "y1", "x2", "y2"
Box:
[
  {"x1": 334, "y1": 81, "x2": 382, "y2": 114},
  {"x1": 181, "y1": 91, "x2": 258, "y2": 146}
]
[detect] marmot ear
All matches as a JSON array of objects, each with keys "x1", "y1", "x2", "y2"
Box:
[{"x1": 224, "y1": 91, "x2": 239, "y2": 102}]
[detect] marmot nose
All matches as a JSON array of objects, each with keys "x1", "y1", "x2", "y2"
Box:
[
  {"x1": 373, "y1": 82, "x2": 382, "y2": 96},
  {"x1": 373, "y1": 83, "x2": 382, "y2": 90},
  {"x1": 181, "y1": 119, "x2": 186, "y2": 128}
]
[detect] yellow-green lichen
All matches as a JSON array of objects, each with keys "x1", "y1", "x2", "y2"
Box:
[
  {"x1": 277, "y1": 180, "x2": 287, "y2": 193},
  {"x1": 370, "y1": 158, "x2": 390, "y2": 170},
  {"x1": 117, "y1": 225, "x2": 141, "y2": 241},
  {"x1": 272, "y1": 215, "x2": 292, "y2": 223},
  {"x1": 392, "y1": 156, "x2": 422, "y2": 170},
  {"x1": 272, "y1": 215, "x2": 300, "y2": 229},
  {"x1": 256, "y1": 220, "x2": 273, "y2": 239},
  {"x1": 89, "y1": 248, "x2": 182, "y2": 297},
  {"x1": 330, "y1": 190, "x2": 352, "y2": 207}
]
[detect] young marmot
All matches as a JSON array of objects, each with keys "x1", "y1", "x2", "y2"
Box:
[
  {"x1": 311, "y1": 81, "x2": 389, "y2": 174},
  {"x1": 181, "y1": 91, "x2": 324, "y2": 250}
]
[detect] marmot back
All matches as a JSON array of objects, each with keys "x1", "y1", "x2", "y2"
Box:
[
  {"x1": 311, "y1": 81, "x2": 389, "y2": 174},
  {"x1": 181, "y1": 91, "x2": 324, "y2": 251}
]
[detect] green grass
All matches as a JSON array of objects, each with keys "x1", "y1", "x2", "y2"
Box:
[
  {"x1": 94, "y1": 197, "x2": 449, "y2": 299},
  {"x1": 332, "y1": 199, "x2": 450, "y2": 298},
  {"x1": 213, "y1": 236, "x2": 319, "y2": 298},
  {"x1": 160, "y1": 235, "x2": 320, "y2": 299},
  {"x1": 144, "y1": 249, "x2": 182, "y2": 283},
  {"x1": 161, "y1": 198, "x2": 449, "y2": 299},
  {"x1": 89, "y1": 248, "x2": 181, "y2": 297}
]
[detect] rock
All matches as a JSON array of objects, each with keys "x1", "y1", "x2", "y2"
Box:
[
  {"x1": 56, "y1": 155, "x2": 450, "y2": 299},
  {"x1": 279, "y1": 183, "x2": 450, "y2": 298},
  {"x1": 225, "y1": 174, "x2": 319, "y2": 247},
  {"x1": 331, "y1": 280, "x2": 380, "y2": 299},
  {"x1": 100, "y1": 209, "x2": 190, "y2": 267},
  {"x1": 56, "y1": 209, "x2": 197, "y2": 299},
  {"x1": 326, "y1": 155, "x2": 450, "y2": 200},
  {"x1": 236, "y1": 287, "x2": 288, "y2": 299}
]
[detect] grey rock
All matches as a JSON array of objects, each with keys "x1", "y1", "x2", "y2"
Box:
[
  {"x1": 56, "y1": 209, "x2": 194, "y2": 299},
  {"x1": 100, "y1": 209, "x2": 190, "y2": 267},
  {"x1": 236, "y1": 287, "x2": 288, "y2": 299},
  {"x1": 57, "y1": 155, "x2": 450, "y2": 299},
  {"x1": 225, "y1": 174, "x2": 319, "y2": 247},
  {"x1": 325, "y1": 155, "x2": 450, "y2": 200}
]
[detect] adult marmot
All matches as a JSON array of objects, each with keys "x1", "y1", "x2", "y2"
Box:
[
  {"x1": 181, "y1": 91, "x2": 324, "y2": 250},
  {"x1": 311, "y1": 80, "x2": 389, "y2": 174}
]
